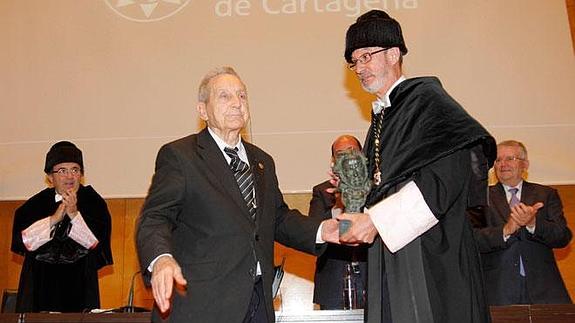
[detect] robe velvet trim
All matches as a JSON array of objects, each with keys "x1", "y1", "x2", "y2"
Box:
[{"x1": 364, "y1": 76, "x2": 496, "y2": 206}]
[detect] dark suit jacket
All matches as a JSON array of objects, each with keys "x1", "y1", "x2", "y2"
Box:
[
  {"x1": 468, "y1": 181, "x2": 572, "y2": 305},
  {"x1": 309, "y1": 180, "x2": 367, "y2": 309},
  {"x1": 136, "y1": 128, "x2": 324, "y2": 322}
]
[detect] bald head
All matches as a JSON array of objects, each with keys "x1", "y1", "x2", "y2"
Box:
[{"x1": 331, "y1": 135, "x2": 362, "y2": 158}]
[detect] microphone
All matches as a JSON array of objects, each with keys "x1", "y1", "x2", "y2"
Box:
[
  {"x1": 107, "y1": 271, "x2": 148, "y2": 313},
  {"x1": 125, "y1": 270, "x2": 140, "y2": 313}
]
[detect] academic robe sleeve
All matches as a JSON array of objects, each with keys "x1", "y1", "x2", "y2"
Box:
[
  {"x1": 11, "y1": 190, "x2": 58, "y2": 256},
  {"x1": 413, "y1": 149, "x2": 472, "y2": 221},
  {"x1": 77, "y1": 186, "x2": 113, "y2": 269},
  {"x1": 368, "y1": 149, "x2": 472, "y2": 252}
]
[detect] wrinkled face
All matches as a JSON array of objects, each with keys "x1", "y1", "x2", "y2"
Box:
[
  {"x1": 494, "y1": 145, "x2": 528, "y2": 186},
  {"x1": 350, "y1": 46, "x2": 396, "y2": 95},
  {"x1": 47, "y1": 162, "x2": 82, "y2": 194},
  {"x1": 197, "y1": 74, "x2": 249, "y2": 134}
]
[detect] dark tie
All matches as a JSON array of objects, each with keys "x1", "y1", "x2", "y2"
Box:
[
  {"x1": 224, "y1": 147, "x2": 256, "y2": 220},
  {"x1": 509, "y1": 188, "x2": 525, "y2": 276}
]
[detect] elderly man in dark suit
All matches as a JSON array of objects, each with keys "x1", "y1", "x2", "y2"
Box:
[
  {"x1": 469, "y1": 140, "x2": 572, "y2": 305},
  {"x1": 136, "y1": 66, "x2": 339, "y2": 323},
  {"x1": 309, "y1": 135, "x2": 367, "y2": 310}
]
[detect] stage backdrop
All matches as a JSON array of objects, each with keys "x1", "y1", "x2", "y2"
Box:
[{"x1": 1, "y1": 0, "x2": 575, "y2": 200}]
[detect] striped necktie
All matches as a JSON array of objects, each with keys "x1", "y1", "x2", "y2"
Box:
[
  {"x1": 509, "y1": 187, "x2": 525, "y2": 277},
  {"x1": 224, "y1": 147, "x2": 256, "y2": 220}
]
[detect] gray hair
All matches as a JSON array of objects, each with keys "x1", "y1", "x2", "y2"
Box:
[
  {"x1": 498, "y1": 140, "x2": 528, "y2": 160},
  {"x1": 198, "y1": 66, "x2": 244, "y2": 103}
]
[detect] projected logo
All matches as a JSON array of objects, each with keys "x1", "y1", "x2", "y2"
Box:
[{"x1": 105, "y1": 0, "x2": 191, "y2": 22}]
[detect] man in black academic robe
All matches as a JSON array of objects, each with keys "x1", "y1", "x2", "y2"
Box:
[
  {"x1": 337, "y1": 11, "x2": 496, "y2": 323},
  {"x1": 11, "y1": 141, "x2": 113, "y2": 313}
]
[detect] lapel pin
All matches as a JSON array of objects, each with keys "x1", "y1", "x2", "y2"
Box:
[{"x1": 258, "y1": 162, "x2": 264, "y2": 170}]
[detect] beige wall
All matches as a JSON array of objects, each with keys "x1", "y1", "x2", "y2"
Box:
[
  {"x1": 2, "y1": 1, "x2": 575, "y2": 201},
  {"x1": 2, "y1": 187, "x2": 575, "y2": 311}
]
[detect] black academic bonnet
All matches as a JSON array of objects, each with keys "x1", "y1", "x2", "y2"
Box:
[
  {"x1": 345, "y1": 9, "x2": 408, "y2": 63},
  {"x1": 44, "y1": 141, "x2": 84, "y2": 174}
]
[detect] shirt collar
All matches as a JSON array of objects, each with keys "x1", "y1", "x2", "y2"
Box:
[
  {"x1": 372, "y1": 75, "x2": 406, "y2": 114},
  {"x1": 502, "y1": 180, "x2": 524, "y2": 195},
  {"x1": 207, "y1": 127, "x2": 247, "y2": 162},
  {"x1": 55, "y1": 193, "x2": 63, "y2": 203}
]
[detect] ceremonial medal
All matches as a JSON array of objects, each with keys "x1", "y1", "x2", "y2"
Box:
[{"x1": 373, "y1": 171, "x2": 381, "y2": 186}]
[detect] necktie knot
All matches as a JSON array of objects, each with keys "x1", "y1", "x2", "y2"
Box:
[
  {"x1": 508, "y1": 188, "x2": 520, "y2": 207},
  {"x1": 224, "y1": 147, "x2": 248, "y2": 172},
  {"x1": 224, "y1": 146, "x2": 237, "y2": 154}
]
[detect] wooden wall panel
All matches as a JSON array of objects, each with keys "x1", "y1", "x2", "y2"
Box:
[
  {"x1": 98, "y1": 199, "x2": 126, "y2": 309},
  {"x1": 1, "y1": 185, "x2": 574, "y2": 311},
  {"x1": 124, "y1": 199, "x2": 154, "y2": 310},
  {"x1": 0, "y1": 201, "x2": 24, "y2": 295},
  {"x1": 554, "y1": 185, "x2": 575, "y2": 300}
]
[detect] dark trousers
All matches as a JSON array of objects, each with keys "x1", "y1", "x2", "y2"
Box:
[{"x1": 242, "y1": 277, "x2": 269, "y2": 323}]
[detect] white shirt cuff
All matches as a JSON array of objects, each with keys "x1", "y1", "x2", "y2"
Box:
[
  {"x1": 22, "y1": 217, "x2": 53, "y2": 251},
  {"x1": 316, "y1": 222, "x2": 325, "y2": 243},
  {"x1": 69, "y1": 212, "x2": 99, "y2": 249},
  {"x1": 148, "y1": 253, "x2": 173, "y2": 272},
  {"x1": 367, "y1": 181, "x2": 438, "y2": 253}
]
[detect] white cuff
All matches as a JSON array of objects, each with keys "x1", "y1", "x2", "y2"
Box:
[
  {"x1": 69, "y1": 212, "x2": 99, "y2": 249},
  {"x1": 22, "y1": 217, "x2": 53, "y2": 251},
  {"x1": 316, "y1": 222, "x2": 325, "y2": 243},
  {"x1": 148, "y1": 253, "x2": 173, "y2": 272},
  {"x1": 367, "y1": 181, "x2": 438, "y2": 253}
]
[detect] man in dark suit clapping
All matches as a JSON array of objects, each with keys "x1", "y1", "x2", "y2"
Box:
[
  {"x1": 136, "y1": 66, "x2": 339, "y2": 323},
  {"x1": 469, "y1": 140, "x2": 572, "y2": 305}
]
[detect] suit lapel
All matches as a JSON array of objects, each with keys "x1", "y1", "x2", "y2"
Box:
[
  {"x1": 197, "y1": 129, "x2": 255, "y2": 225},
  {"x1": 520, "y1": 181, "x2": 535, "y2": 205},
  {"x1": 491, "y1": 183, "x2": 511, "y2": 222}
]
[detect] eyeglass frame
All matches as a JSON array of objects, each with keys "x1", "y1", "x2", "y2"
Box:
[
  {"x1": 51, "y1": 167, "x2": 83, "y2": 176},
  {"x1": 494, "y1": 156, "x2": 526, "y2": 164},
  {"x1": 347, "y1": 47, "x2": 393, "y2": 70}
]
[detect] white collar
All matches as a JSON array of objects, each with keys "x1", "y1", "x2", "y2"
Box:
[
  {"x1": 502, "y1": 180, "x2": 524, "y2": 193},
  {"x1": 372, "y1": 75, "x2": 406, "y2": 114},
  {"x1": 207, "y1": 127, "x2": 248, "y2": 161}
]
